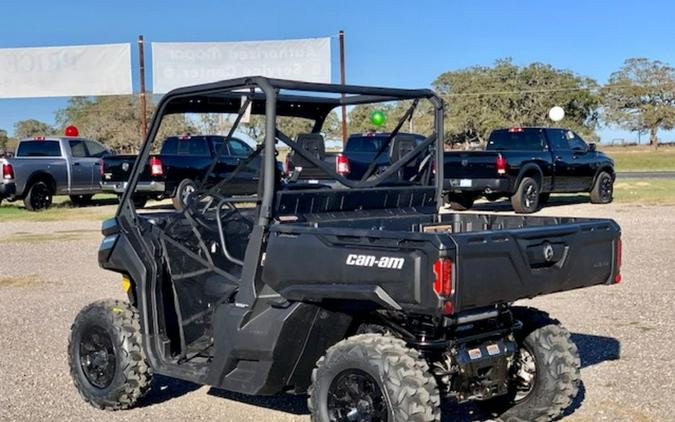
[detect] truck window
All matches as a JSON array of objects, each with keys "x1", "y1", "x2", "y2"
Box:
[
  {"x1": 567, "y1": 132, "x2": 588, "y2": 151},
  {"x1": 227, "y1": 139, "x2": 253, "y2": 157},
  {"x1": 545, "y1": 129, "x2": 571, "y2": 151},
  {"x1": 84, "y1": 140, "x2": 109, "y2": 158},
  {"x1": 345, "y1": 136, "x2": 385, "y2": 152},
  {"x1": 16, "y1": 141, "x2": 62, "y2": 157},
  {"x1": 69, "y1": 140, "x2": 88, "y2": 157},
  {"x1": 486, "y1": 129, "x2": 545, "y2": 151},
  {"x1": 160, "y1": 137, "x2": 210, "y2": 157}
]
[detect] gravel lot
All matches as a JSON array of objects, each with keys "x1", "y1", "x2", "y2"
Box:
[{"x1": 0, "y1": 199, "x2": 673, "y2": 422}]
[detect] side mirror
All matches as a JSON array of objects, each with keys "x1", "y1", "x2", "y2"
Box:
[{"x1": 589, "y1": 143, "x2": 596, "y2": 152}]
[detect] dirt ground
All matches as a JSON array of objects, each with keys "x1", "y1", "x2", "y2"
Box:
[{"x1": 0, "y1": 198, "x2": 673, "y2": 421}]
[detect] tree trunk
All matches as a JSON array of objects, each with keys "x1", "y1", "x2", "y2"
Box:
[{"x1": 650, "y1": 126, "x2": 659, "y2": 150}]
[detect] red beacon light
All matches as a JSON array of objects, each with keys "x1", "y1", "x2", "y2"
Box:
[{"x1": 65, "y1": 125, "x2": 79, "y2": 137}]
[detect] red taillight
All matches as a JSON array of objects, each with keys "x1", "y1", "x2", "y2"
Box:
[
  {"x1": 336, "y1": 153, "x2": 351, "y2": 176},
  {"x1": 2, "y1": 163, "x2": 14, "y2": 180},
  {"x1": 433, "y1": 258, "x2": 453, "y2": 296},
  {"x1": 508, "y1": 127, "x2": 524, "y2": 133},
  {"x1": 614, "y1": 238, "x2": 622, "y2": 283},
  {"x1": 34, "y1": 136, "x2": 45, "y2": 141},
  {"x1": 150, "y1": 156, "x2": 163, "y2": 176},
  {"x1": 496, "y1": 154, "x2": 507, "y2": 175}
]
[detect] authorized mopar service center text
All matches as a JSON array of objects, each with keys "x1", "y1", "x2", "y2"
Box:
[{"x1": 345, "y1": 254, "x2": 405, "y2": 269}]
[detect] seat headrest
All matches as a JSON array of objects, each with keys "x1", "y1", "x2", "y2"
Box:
[
  {"x1": 389, "y1": 134, "x2": 418, "y2": 167},
  {"x1": 295, "y1": 133, "x2": 326, "y2": 160}
]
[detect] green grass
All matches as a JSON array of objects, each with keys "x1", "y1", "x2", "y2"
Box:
[
  {"x1": 0, "y1": 194, "x2": 116, "y2": 222},
  {"x1": 613, "y1": 178, "x2": 675, "y2": 204},
  {"x1": 600, "y1": 145, "x2": 675, "y2": 172}
]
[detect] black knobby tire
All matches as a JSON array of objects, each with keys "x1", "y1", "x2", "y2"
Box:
[
  {"x1": 446, "y1": 192, "x2": 475, "y2": 211},
  {"x1": 590, "y1": 171, "x2": 613, "y2": 204},
  {"x1": 172, "y1": 178, "x2": 197, "y2": 210},
  {"x1": 478, "y1": 307, "x2": 580, "y2": 422},
  {"x1": 23, "y1": 181, "x2": 53, "y2": 211},
  {"x1": 511, "y1": 177, "x2": 540, "y2": 213},
  {"x1": 68, "y1": 300, "x2": 152, "y2": 410},
  {"x1": 308, "y1": 334, "x2": 440, "y2": 422},
  {"x1": 70, "y1": 194, "x2": 94, "y2": 206}
]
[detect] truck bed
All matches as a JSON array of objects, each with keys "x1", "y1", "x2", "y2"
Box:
[{"x1": 262, "y1": 210, "x2": 621, "y2": 315}]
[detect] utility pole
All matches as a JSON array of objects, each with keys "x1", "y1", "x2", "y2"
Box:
[
  {"x1": 339, "y1": 30, "x2": 347, "y2": 147},
  {"x1": 138, "y1": 35, "x2": 148, "y2": 142}
]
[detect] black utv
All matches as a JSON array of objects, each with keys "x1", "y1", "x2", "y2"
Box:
[{"x1": 68, "y1": 77, "x2": 622, "y2": 421}]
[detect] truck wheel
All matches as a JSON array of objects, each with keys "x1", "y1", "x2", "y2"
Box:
[
  {"x1": 308, "y1": 334, "x2": 440, "y2": 422},
  {"x1": 70, "y1": 194, "x2": 94, "y2": 207},
  {"x1": 477, "y1": 307, "x2": 580, "y2": 422},
  {"x1": 132, "y1": 196, "x2": 148, "y2": 209},
  {"x1": 511, "y1": 177, "x2": 540, "y2": 213},
  {"x1": 172, "y1": 179, "x2": 197, "y2": 210},
  {"x1": 23, "y1": 181, "x2": 53, "y2": 211},
  {"x1": 446, "y1": 192, "x2": 475, "y2": 211},
  {"x1": 590, "y1": 171, "x2": 613, "y2": 204},
  {"x1": 68, "y1": 300, "x2": 152, "y2": 410}
]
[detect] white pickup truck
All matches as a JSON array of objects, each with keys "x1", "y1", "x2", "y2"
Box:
[{"x1": 0, "y1": 136, "x2": 112, "y2": 211}]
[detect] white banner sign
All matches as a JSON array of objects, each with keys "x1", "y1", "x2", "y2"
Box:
[
  {"x1": 152, "y1": 37, "x2": 331, "y2": 93},
  {"x1": 0, "y1": 43, "x2": 132, "y2": 98}
]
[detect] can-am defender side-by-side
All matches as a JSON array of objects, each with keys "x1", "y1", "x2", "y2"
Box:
[{"x1": 68, "y1": 77, "x2": 622, "y2": 421}]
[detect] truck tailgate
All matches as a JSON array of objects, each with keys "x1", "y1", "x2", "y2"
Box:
[
  {"x1": 443, "y1": 151, "x2": 500, "y2": 179},
  {"x1": 451, "y1": 219, "x2": 621, "y2": 311}
]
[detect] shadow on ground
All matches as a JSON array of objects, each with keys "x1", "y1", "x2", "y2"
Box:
[
  {"x1": 466, "y1": 194, "x2": 591, "y2": 213},
  {"x1": 135, "y1": 335, "x2": 619, "y2": 420}
]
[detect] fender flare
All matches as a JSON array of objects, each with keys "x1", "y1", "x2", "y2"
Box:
[
  {"x1": 513, "y1": 164, "x2": 544, "y2": 193},
  {"x1": 24, "y1": 171, "x2": 57, "y2": 196},
  {"x1": 591, "y1": 165, "x2": 616, "y2": 188}
]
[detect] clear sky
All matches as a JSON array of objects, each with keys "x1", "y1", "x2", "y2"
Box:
[{"x1": 0, "y1": 0, "x2": 673, "y2": 142}]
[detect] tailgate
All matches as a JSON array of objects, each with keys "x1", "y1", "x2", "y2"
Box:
[
  {"x1": 102, "y1": 155, "x2": 152, "y2": 182},
  {"x1": 443, "y1": 151, "x2": 500, "y2": 180},
  {"x1": 451, "y1": 220, "x2": 621, "y2": 311}
]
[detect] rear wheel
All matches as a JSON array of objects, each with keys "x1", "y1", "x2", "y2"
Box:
[
  {"x1": 477, "y1": 307, "x2": 580, "y2": 421},
  {"x1": 511, "y1": 177, "x2": 540, "y2": 213},
  {"x1": 68, "y1": 300, "x2": 152, "y2": 410},
  {"x1": 308, "y1": 334, "x2": 440, "y2": 422},
  {"x1": 24, "y1": 181, "x2": 53, "y2": 211},
  {"x1": 172, "y1": 178, "x2": 197, "y2": 210},
  {"x1": 446, "y1": 192, "x2": 475, "y2": 211},
  {"x1": 132, "y1": 196, "x2": 148, "y2": 209},
  {"x1": 590, "y1": 171, "x2": 613, "y2": 204},
  {"x1": 70, "y1": 194, "x2": 94, "y2": 206}
]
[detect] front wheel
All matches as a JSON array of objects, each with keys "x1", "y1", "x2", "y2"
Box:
[
  {"x1": 590, "y1": 171, "x2": 613, "y2": 204},
  {"x1": 70, "y1": 194, "x2": 94, "y2": 207},
  {"x1": 511, "y1": 177, "x2": 540, "y2": 213},
  {"x1": 478, "y1": 307, "x2": 580, "y2": 421},
  {"x1": 172, "y1": 178, "x2": 197, "y2": 210},
  {"x1": 308, "y1": 334, "x2": 440, "y2": 422},
  {"x1": 68, "y1": 300, "x2": 152, "y2": 410}
]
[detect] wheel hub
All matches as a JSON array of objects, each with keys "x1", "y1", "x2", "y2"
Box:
[
  {"x1": 79, "y1": 326, "x2": 116, "y2": 389},
  {"x1": 513, "y1": 347, "x2": 537, "y2": 401},
  {"x1": 328, "y1": 369, "x2": 388, "y2": 422}
]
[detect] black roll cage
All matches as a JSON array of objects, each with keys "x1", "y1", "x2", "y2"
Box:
[{"x1": 117, "y1": 76, "x2": 445, "y2": 229}]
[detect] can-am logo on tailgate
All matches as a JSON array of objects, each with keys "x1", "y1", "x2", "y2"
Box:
[{"x1": 346, "y1": 254, "x2": 405, "y2": 270}]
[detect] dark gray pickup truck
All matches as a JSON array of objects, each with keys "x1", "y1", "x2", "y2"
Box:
[{"x1": 68, "y1": 78, "x2": 621, "y2": 422}]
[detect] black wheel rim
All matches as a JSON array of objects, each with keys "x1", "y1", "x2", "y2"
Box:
[
  {"x1": 31, "y1": 184, "x2": 51, "y2": 210},
  {"x1": 600, "y1": 176, "x2": 613, "y2": 201},
  {"x1": 327, "y1": 369, "x2": 388, "y2": 422},
  {"x1": 524, "y1": 183, "x2": 538, "y2": 210},
  {"x1": 79, "y1": 326, "x2": 116, "y2": 389}
]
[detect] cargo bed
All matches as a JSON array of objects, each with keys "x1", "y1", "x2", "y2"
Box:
[{"x1": 263, "y1": 210, "x2": 621, "y2": 314}]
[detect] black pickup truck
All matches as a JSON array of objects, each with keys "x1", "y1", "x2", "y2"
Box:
[
  {"x1": 444, "y1": 127, "x2": 616, "y2": 213},
  {"x1": 101, "y1": 135, "x2": 260, "y2": 208},
  {"x1": 68, "y1": 78, "x2": 621, "y2": 422}
]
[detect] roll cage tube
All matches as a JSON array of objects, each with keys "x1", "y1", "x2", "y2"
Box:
[{"x1": 117, "y1": 77, "x2": 445, "y2": 226}]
